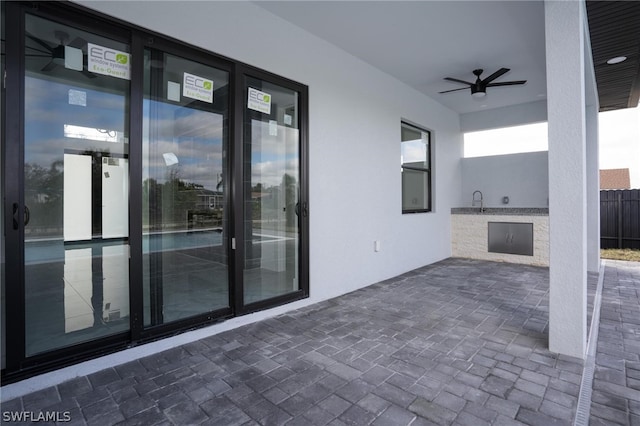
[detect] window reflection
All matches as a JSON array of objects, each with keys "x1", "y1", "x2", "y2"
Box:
[
  {"x1": 23, "y1": 14, "x2": 130, "y2": 356},
  {"x1": 243, "y1": 79, "x2": 300, "y2": 305},
  {"x1": 143, "y1": 51, "x2": 229, "y2": 326}
]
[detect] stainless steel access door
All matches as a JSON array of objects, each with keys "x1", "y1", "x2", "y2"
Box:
[{"x1": 488, "y1": 222, "x2": 534, "y2": 256}]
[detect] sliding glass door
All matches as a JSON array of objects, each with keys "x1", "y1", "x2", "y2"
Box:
[
  {"x1": 22, "y1": 13, "x2": 131, "y2": 356},
  {"x1": 2, "y1": 1, "x2": 308, "y2": 380},
  {"x1": 142, "y1": 49, "x2": 230, "y2": 326},
  {"x1": 242, "y1": 76, "x2": 304, "y2": 306}
]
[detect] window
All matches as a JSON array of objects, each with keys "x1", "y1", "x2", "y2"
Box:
[
  {"x1": 463, "y1": 122, "x2": 548, "y2": 158},
  {"x1": 401, "y1": 122, "x2": 432, "y2": 213}
]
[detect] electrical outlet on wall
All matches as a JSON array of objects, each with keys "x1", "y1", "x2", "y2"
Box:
[{"x1": 374, "y1": 240, "x2": 381, "y2": 252}]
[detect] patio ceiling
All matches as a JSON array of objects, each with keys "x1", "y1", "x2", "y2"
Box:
[
  {"x1": 256, "y1": 1, "x2": 640, "y2": 114},
  {"x1": 586, "y1": 1, "x2": 640, "y2": 112}
]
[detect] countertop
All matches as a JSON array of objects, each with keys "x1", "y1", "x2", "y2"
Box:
[{"x1": 451, "y1": 207, "x2": 549, "y2": 216}]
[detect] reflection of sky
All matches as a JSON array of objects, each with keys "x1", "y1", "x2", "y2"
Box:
[
  {"x1": 24, "y1": 75, "x2": 297, "y2": 192},
  {"x1": 143, "y1": 100, "x2": 224, "y2": 191},
  {"x1": 401, "y1": 139, "x2": 428, "y2": 166},
  {"x1": 25, "y1": 76, "x2": 128, "y2": 167},
  {"x1": 251, "y1": 120, "x2": 299, "y2": 187}
]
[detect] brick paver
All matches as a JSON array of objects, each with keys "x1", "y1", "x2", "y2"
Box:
[
  {"x1": 590, "y1": 260, "x2": 640, "y2": 426},
  {"x1": 1, "y1": 258, "x2": 638, "y2": 425}
]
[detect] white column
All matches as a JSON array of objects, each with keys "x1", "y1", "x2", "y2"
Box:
[
  {"x1": 545, "y1": 0, "x2": 587, "y2": 359},
  {"x1": 586, "y1": 105, "x2": 601, "y2": 273}
]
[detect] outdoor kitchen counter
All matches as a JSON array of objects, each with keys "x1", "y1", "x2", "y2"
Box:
[
  {"x1": 451, "y1": 207, "x2": 549, "y2": 216},
  {"x1": 451, "y1": 208, "x2": 549, "y2": 266}
]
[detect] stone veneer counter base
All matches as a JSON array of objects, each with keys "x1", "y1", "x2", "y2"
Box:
[{"x1": 451, "y1": 208, "x2": 549, "y2": 266}]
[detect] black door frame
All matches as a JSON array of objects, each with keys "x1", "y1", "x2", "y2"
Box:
[
  {"x1": 2, "y1": 1, "x2": 309, "y2": 383},
  {"x1": 233, "y1": 65, "x2": 310, "y2": 316},
  {"x1": 3, "y1": 0, "x2": 136, "y2": 379}
]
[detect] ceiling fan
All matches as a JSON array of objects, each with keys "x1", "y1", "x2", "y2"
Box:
[
  {"x1": 439, "y1": 68, "x2": 526, "y2": 98},
  {"x1": 25, "y1": 30, "x2": 95, "y2": 79}
]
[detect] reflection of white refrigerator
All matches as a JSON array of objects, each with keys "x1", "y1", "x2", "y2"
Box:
[
  {"x1": 102, "y1": 157, "x2": 129, "y2": 239},
  {"x1": 63, "y1": 153, "x2": 92, "y2": 241},
  {"x1": 63, "y1": 154, "x2": 128, "y2": 241},
  {"x1": 256, "y1": 121, "x2": 299, "y2": 273},
  {"x1": 63, "y1": 245, "x2": 129, "y2": 333}
]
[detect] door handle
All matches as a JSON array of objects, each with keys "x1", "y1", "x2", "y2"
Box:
[
  {"x1": 295, "y1": 202, "x2": 308, "y2": 220},
  {"x1": 12, "y1": 203, "x2": 30, "y2": 229}
]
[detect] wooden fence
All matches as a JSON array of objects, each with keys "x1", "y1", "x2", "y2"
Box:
[{"x1": 600, "y1": 189, "x2": 640, "y2": 249}]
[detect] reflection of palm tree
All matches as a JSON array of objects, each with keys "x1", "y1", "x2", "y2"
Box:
[
  {"x1": 24, "y1": 160, "x2": 65, "y2": 235},
  {"x1": 281, "y1": 173, "x2": 298, "y2": 229},
  {"x1": 281, "y1": 173, "x2": 297, "y2": 201},
  {"x1": 144, "y1": 169, "x2": 206, "y2": 230}
]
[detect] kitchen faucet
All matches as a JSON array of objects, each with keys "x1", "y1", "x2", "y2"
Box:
[{"x1": 472, "y1": 190, "x2": 484, "y2": 212}]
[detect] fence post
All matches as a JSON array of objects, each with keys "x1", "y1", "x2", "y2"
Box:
[{"x1": 617, "y1": 191, "x2": 623, "y2": 249}]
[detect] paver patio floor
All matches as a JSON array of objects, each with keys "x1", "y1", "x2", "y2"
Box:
[{"x1": 1, "y1": 257, "x2": 639, "y2": 425}]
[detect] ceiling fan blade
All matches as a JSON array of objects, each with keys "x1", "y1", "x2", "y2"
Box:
[
  {"x1": 481, "y1": 68, "x2": 510, "y2": 84},
  {"x1": 68, "y1": 37, "x2": 86, "y2": 49},
  {"x1": 439, "y1": 87, "x2": 469, "y2": 94},
  {"x1": 41, "y1": 61, "x2": 58, "y2": 72},
  {"x1": 486, "y1": 80, "x2": 527, "y2": 87},
  {"x1": 25, "y1": 33, "x2": 54, "y2": 53},
  {"x1": 26, "y1": 47, "x2": 54, "y2": 55},
  {"x1": 444, "y1": 77, "x2": 474, "y2": 86}
]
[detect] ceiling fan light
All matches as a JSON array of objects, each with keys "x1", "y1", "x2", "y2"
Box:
[{"x1": 471, "y1": 91, "x2": 486, "y2": 99}]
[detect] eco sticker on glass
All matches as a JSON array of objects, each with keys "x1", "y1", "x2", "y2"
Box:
[
  {"x1": 87, "y1": 43, "x2": 131, "y2": 80},
  {"x1": 183, "y1": 72, "x2": 213, "y2": 103},
  {"x1": 248, "y1": 87, "x2": 271, "y2": 114}
]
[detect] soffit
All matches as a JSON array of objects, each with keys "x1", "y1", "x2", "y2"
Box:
[{"x1": 586, "y1": 1, "x2": 640, "y2": 112}]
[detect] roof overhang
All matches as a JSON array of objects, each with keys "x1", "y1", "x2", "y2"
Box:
[{"x1": 586, "y1": 1, "x2": 640, "y2": 112}]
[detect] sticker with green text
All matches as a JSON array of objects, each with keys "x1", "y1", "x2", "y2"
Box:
[
  {"x1": 183, "y1": 72, "x2": 214, "y2": 103},
  {"x1": 87, "y1": 43, "x2": 130, "y2": 80},
  {"x1": 248, "y1": 87, "x2": 271, "y2": 114}
]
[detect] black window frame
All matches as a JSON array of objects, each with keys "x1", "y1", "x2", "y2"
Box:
[{"x1": 401, "y1": 121, "x2": 433, "y2": 214}]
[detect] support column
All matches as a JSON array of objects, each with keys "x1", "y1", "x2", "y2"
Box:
[
  {"x1": 586, "y1": 105, "x2": 601, "y2": 273},
  {"x1": 545, "y1": 0, "x2": 588, "y2": 358}
]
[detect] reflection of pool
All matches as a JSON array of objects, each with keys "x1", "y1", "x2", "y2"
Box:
[
  {"x1": 25, "y1": 229, "x2": 286, "y2": 264},
  {"x1": 143, "y1": 229, "x2": 224, "y2": 254}
]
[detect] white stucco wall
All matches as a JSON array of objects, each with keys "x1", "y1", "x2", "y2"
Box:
[
  {"x1": 75, "y1": 0, "x2": 462, "y2": 302},
  {"x1": 461, "y1": 151, "x2": 549, "y2": 208},
  {"x1": 545, "y1": 0, "x2": 588, "y2": 359},
  {"x1": 460, "y1": 100, "x2": 547, "y2": 133}
]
